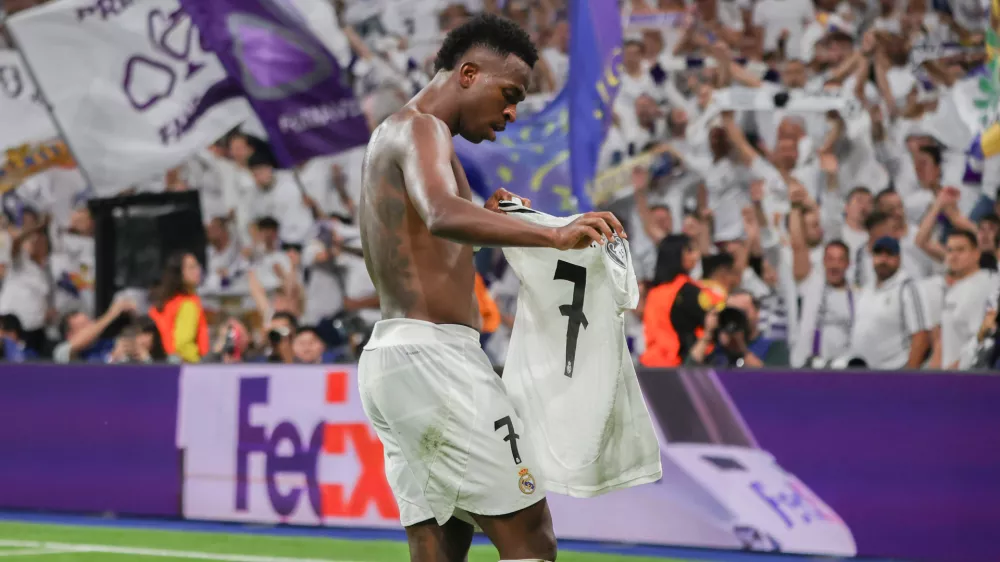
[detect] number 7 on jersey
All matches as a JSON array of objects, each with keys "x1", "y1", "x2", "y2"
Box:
[{"x1": 554, "y1": 260, "x2": 588, "y2": 377}]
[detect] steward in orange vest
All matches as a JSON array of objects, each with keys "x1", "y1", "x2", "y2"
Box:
[{"x1": 149, "y1": 294, "x2": 209, "y2": 363}]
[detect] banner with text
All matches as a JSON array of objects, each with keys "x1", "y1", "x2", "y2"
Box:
[
  {"x1": 7, "y1": 0, "x2": 253, "y2": 195},
  {"x1": 0, "y1": 364, "x2": 181, "y2": 517},
  {"x1": 180, "y1": 0, "x2": 370, "y2": 167},
  {"x1": 176, "y1": 365, "x2": 400, "y2": 528}
]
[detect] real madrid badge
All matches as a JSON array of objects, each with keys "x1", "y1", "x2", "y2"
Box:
[{"x1": 518, "y1": 468, "x2": 536, "y2": 495}]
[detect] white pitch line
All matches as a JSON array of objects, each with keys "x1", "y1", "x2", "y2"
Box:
[
  {"x1": 0, "y1": 541, "x2": 362, "y2": 562},
  {"x1": 0, "y1": 549, "x2": 74, "y2": 558}
]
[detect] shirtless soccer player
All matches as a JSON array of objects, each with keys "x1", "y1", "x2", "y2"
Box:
[{"x1": 358, "y1": 13, "x2": 625, "y2": 562}]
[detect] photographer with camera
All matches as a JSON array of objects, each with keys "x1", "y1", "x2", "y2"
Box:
[
  {"x1": 686, "y1": 290, "x2": 790, "y2": 368},
  {"x1": 263, "y1": 312, "x2": 297, "y2": 364},
  {"x1": 203, "y1": 318, "x2": 251, "y2": 364}
]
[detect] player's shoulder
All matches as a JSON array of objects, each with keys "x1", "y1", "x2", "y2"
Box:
[{"x1": 388, "y1": 109, "x2": 453, "y2": 144}]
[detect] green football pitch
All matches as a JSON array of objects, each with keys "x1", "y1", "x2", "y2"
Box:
[{"x1": 0, "y1": 522, "x2": 686, "y2": 562}]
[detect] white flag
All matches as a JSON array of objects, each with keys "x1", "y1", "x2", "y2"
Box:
[
  {"x1": 0, "y1": 49, "x2": 58, "y2": 151},
  {"x1": 7, "y1": 0, "x2": 254, "y2": 196}
]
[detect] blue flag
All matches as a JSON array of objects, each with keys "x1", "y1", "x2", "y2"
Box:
[
  {"x1": 180, "y1": 0, "x2": 370, "y2": 167},
  {"x1": 455, "y1": 0, "x2": 623, "y2": 214}
]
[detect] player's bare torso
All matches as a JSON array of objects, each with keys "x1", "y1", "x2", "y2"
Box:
[{"x1": 359, "y1": 109, "x2": 482, "y2": 330}]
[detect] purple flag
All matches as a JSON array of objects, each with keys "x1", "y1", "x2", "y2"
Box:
[{"x1": 180, "y1": 0, "x2": 370, "y2": 166}]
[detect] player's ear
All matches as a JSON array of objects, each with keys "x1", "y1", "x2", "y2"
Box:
[{"x1": 458, "y1": 61, "x2": 479, "y2": 89}]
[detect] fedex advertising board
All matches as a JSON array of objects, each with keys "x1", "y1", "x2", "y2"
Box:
[{"x1": 177, "y1": 365, "x2": 398, "y2": 527}]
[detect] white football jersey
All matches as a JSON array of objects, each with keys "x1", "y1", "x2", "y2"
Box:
[{"x1": 499, "y1": 201, "x2": 662, "y2": 497}]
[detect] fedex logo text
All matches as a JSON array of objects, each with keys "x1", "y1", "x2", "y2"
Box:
[{"x1": 234, "y1": 372, "x2": 398, "y2": 520}]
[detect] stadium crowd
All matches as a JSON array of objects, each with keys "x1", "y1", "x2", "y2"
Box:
[{"x1": 0, "y1": 0, "x2": 998, "y2": 369}]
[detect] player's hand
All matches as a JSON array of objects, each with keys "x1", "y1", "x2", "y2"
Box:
[
  {"x1": 552, "y1": 212, "x2": 626, "y2": 250},
  {"x1": 485, "y1": 188, "x2": 531, "y2": 213}
]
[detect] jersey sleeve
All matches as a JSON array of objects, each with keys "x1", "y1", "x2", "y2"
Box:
[{"x1": 600, "y1": 234, "x2": 640, "y2": 312}]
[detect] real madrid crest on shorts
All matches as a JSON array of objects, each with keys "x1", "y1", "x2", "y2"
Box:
[
  {"x1": 605, "y1": 234, "x2": 627, "y2": 270},
  {"x1": 518, "y1": 468, "x2": 536, "y2": 495}
]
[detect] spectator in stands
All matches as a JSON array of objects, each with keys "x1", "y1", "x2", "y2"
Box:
[
  {"x1": 246, "y1": 149, "x2": 314, "y2": 247},
  {"x1": 52, "y1": 298, "x2": 136, "y2": 363},
  {"x1": 0, "y1": 313, "x2": 35, "y2": 362},
  {"x1": 728, "y1": 289, "x2": 790, "y2": 366},
  {"x1": 246, "y1": 217, "x2": 296, "y2": 294},
  {"x1": 148, "y1": 252, "x2": 208, "y2": 363},
  {"x1": 203, "y1": 318, "x2": 250, "y2": 364},
  {"x1": 0, "y1": 218, "x2": 54, "y2": 355},
  {"x1": 203, "y1": 216, "x2": 245, "y2": 292},
  {"x1": 790, "y1": 241, "x2": 856, "y2": 367},
  {"x1": 262, "y1": 311, "x2": 298, "y2": 364},
  {"x1": 292, "y1": 325, "x2": 339, "y2": 364},
  {"x1": 849, "y1": 237, "x2": 932, "y2": 369},
  {"x1": 106, "y1": 316, "x2": 166, "y2": 364},
  {"x1": 133, "y1": 315, "x2": 168, "y2": 362}
]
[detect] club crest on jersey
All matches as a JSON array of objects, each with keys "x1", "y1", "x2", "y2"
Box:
[
  {"x1": 605, "y1": 235, "x2": 627, "y2": 270},
  {"x1": 518, "y1": 468, "x2": 536, "y2": 495}
]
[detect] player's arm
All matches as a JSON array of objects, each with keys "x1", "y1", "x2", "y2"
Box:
[{"x1": 400, "y1": 115, "x2": 624, "y2": 249}]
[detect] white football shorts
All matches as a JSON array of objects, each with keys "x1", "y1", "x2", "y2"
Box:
[{"x1": 358, "y1": 318, "x2": 546, "y2": 527}]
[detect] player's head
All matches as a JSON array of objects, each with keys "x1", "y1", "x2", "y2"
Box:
[
  {"x1": 945, "y1": 229, "x2": 981, "y2": 277},
  {"x1": 871, "y1": 236, "x2": 901, "y2": 282},
  {"x1": 433, "y1": 13, "x2": 538, "y2": 144},
  {"x1": 824, "y1": 240, "x2": 850, "y2": 287}
]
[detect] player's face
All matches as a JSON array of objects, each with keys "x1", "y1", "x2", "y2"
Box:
[
  {"x1": 824, "y1": 245, "x2": 849, "y2": 286},
  {"x1": 945, "y1": 236, "x2": 979, "y2": 276},
  {"x1": 872, "y1": 250, "x2": 900, "y2": 281},
  {"x1": 460, "y1": 53, "x2": 531, "y2": 144}
]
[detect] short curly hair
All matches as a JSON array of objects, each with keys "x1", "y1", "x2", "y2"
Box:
[{"x1": 433, "y1": 13, "x2": 538, "y2": 73}]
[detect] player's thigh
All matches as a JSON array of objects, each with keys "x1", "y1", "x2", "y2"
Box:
[
  {"x1": 470, "y1": 499, "x2": 557, "y2": 561},
  {"x1": 405, "y1": 518, "x2": 475, "y2": 562}
]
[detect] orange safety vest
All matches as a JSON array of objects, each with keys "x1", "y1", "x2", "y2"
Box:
[
  {"x1": 475, "y1": 273, "x2": 501, "y2": 334},
  {"x1": 148, "y1": 294, "x2": 210, "y2": 358},
  {"x1": 640, "y1": 275, "x2": 725, "y2": 367}
]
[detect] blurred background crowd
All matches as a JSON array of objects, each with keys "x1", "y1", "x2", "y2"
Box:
[{"x1": 0, "y1": 0, "x2": 998, "y2": 369}]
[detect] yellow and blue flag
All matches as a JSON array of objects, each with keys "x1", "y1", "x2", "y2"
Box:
[{"x1": 455, "y1": 0, "x2": 623, "y2": 214}]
